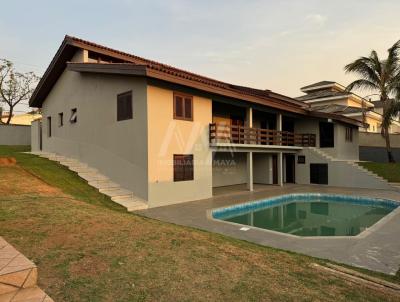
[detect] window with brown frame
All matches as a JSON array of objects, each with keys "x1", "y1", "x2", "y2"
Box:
[
  {"x1": 117, "y1": 91, "x2": 133, "y2": 121},
  {"x1": 173, "y1": 154, "x2": 194, "y2": 182},
  {"x1": 174, "y1": 93, "x2": 193, "y2": 121},
  {"x1": 345, "y1": 126, "x2": 353, "y2": 142}
]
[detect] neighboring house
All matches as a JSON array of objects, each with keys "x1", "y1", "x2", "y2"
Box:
[
  {"x1": 296, "y1": 81, "x2": 400, "y2": 134},
  {"x1": 1, "y1": 111, "x2": 42, "y2": 125},
  {"x1": 29, "y1": 36, "x2": 392, "y2": 208}
]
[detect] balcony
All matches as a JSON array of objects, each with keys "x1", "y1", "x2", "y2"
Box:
[{"x1": 209, "y1": 123, "x2": 316, "y2": 147}]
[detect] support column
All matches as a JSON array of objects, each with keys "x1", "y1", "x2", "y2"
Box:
[
  {"x1": 246, "y1": 107, "x2": 253, "y2": 128},
  {"x1": 277, "y1": 113, "x2": 282, "y2": 131},
  {"x1": 277, "y1": 152, "x2": 283, "y2": 186},
  {"x1": 247, "y1": 151, "x2": 253, "y2": 191}
]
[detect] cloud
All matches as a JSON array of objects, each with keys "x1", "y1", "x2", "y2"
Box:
[{"x1": 305, "y1": 14, "x2": 327, "y2": 26}]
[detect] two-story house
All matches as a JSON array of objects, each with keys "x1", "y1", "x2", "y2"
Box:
[
  {"x1": 296, "y1": 81, "x2": 400, "y2": 134},
  {"x1": 29, "y1": 36, "x2": 392, "y2": 209}
]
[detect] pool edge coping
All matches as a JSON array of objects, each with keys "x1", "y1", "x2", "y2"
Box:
[{"x1": 206, "y1": 193, "x2": 400, "y2": 240}]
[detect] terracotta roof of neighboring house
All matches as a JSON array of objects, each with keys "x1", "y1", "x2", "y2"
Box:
[
  {"x1": 300, "y1": 81, "x2": 336, "y2": 91},
  {"x1": 29, "y1": 35, "x2": 364, "y2": 127},
  {"x1": 296, "y1": 90, "x2": 350, "y2": 102}
]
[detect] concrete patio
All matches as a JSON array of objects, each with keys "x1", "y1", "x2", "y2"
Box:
[{"x1": 140, "y1": 184, "x2": 400, "y2": 275}]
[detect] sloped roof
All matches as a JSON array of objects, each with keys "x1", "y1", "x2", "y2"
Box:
[
  {"x1": 300, "y1": 81, "x2": 335, "y2": 91},
  {"x1": 296, "y1": 90, "x2": 350, "y2": 102},
  {"x1": 309, "y1": 104, "x2": 365, "y2": 115},
  {"x1": 29, "y1": 35, "x2": 363, "y2": 127},
  {"x1": 29, "y1": 35, "x2": 306, "y2": 112}
]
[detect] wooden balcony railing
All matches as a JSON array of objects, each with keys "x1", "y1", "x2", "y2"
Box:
[{"x1": 209, "y1": 123, "x2": 316, "y2": 147}]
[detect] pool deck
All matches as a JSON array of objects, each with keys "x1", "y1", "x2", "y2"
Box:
[{"x1": 139, "y1": 184, "x2": 400, "y2": 275}]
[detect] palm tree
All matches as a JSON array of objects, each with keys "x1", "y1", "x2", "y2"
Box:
[
  {"x1": 345, "y1": 40, "x2": 400, "y2": 163},
  {"x1": 381, "y1": 99, "x2": 400, "y2": 135}
]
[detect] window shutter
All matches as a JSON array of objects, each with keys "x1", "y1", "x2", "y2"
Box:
[
  {"x1": 175, "y1": 96, "x2": 183, "y2": 118},
  {"x1": 174, "y1": 154, "x2": 194, "y2": 181},
  {"x1": 184, "y1": 155, "x2": 194, "y2": 180},
  {"x1": 173, "y1": 155, "x2": 183, "y2": 181},
  {"x1": 184, "y1": 97, "x2": 192, "y2": 119}
]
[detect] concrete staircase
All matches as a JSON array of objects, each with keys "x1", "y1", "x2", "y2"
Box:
[
  {"x1": 0, "y1": 237, "x2": 53, "y2": 302},
  {"x1": 307, "y1": 147, "x2": 399, "y2": 191},
  {"x1": 30, "y1": 152, "x2": 148, "y2": 212}
]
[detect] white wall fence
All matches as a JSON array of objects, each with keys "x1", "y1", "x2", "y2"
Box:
[
  {"x1": 359, "y1": 132, "x2": 400, "y2": 162},
  {"x1": 0, "y1": 124, "x2": 31, "y2": 145},
  {"x1": 359, "y1": 132, "x2": 400, "y2": 148}
]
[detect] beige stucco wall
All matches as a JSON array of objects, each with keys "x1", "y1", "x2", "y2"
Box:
[
  {"x1": 146, "y1": 85, "x2": 213, "y2": 207},
  {"x1": 41, "y1": 68, "x2": 149, "y2": 200}
]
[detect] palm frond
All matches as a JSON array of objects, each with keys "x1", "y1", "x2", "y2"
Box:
[
  {"x1": 345, "y1": 79, "x2": 378, "y2": 93},
  {"x1": 370, "y1": 51, "x2": 383, "y2": 77},
  {"x1": 384, "y1": 40, "x2": 400, "y2": 80},
  {"x1": 344, "y1": 56, "x2": 380, "y2": 86},
  {"x1": 381, "y1": 100, "x2": 400, "y2": 130}
]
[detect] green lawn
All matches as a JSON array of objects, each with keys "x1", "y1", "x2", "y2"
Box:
[
  {"x1": 0, "y1": 146, "x2": 399, "y2": 301},
  {"x1": 359, "y1": 162, "x2": 400, "y2": 183}
]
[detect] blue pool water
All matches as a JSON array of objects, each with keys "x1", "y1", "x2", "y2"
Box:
[{"x1": 212, "y1": 194, "x2": 399, "y2": 237}]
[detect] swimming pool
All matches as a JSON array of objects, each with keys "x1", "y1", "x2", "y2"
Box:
[{"x1": 212, "y1": 193, "x2": 399, "y2": 237}]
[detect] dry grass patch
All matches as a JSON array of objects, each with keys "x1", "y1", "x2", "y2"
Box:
[{"x1": 0, "y1": 148, "x2": 398, "y2": 301}]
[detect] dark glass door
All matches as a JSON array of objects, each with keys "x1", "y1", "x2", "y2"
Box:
[
  {"x1": 285, "y1": 154, "x2": 295, "y2": 183},
  {"x1": 319, "y1": 122, "x2": 334, "y2": 148}
]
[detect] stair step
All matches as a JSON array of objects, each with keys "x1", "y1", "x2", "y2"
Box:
[
  {"x1": 38, "y1": 153, "x2": 53, "y2": 159},
  {"x1": 0, "y1": 286, "x2": 53, "y2": 302},
  {"x1": 100, "y1": 188, "x2": 133, "y2": 198},
  {"x1": 69, "y1": 166, "x2": 97, "y2": 173},
  {"x1": 59, "y1": 160, "x2": 81, "y2": 167},
  {"x1": 78, "y1": 172, "x2": 109, "y2": 182},
  {"x1": 111, "y1": 197, "x2": 148, "y2": 211},
  {"x1": 88, "y1": 180, "x2": 120, "y2": 190}
]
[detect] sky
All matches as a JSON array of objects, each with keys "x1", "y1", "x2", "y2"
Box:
[{"x1": 1, "y1": 0, "x2": 400, "y2": 113}]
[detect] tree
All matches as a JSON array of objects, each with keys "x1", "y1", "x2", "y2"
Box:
[
  {"x1": 345, "y1": 40, "x2": 400, "y2": 163},
  {"x1": 381, "y1": 99, "x2": 400, "y2": 134},
  {"x1": 0, "y1": 59, "x2": 40, "y2": 124}
]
